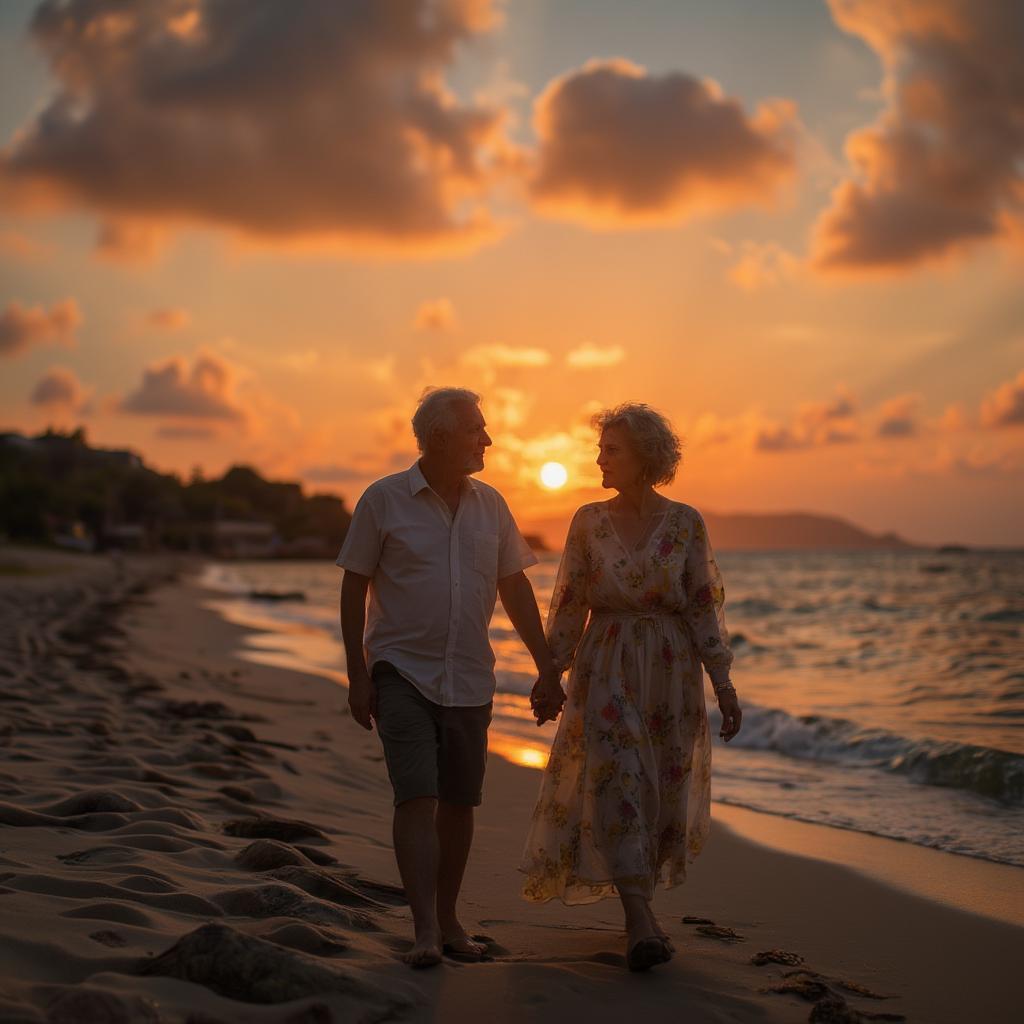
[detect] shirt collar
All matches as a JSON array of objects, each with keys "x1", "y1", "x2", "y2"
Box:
[{"x1": 408, "y1": 459, "x2": 478, "y2": 496}]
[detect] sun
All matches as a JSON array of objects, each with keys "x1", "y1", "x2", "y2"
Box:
[{"x1": 540, "y1": 461, "x2": 568, "y2": 489}]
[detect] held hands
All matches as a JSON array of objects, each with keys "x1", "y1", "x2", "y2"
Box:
[
  {"x1": 530, "y1": 667, "x2": 566, "y2": 726},
  {"x1": 717, "y1": 687, "x2": 742, "y2": 742}
]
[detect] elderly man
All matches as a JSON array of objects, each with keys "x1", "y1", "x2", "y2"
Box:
[{"x1": 338, "y1": 387, "x2": 561, "y2": 967}]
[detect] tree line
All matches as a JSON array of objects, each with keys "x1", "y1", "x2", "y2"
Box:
[{"x1": 0, "y1": 428, "x2": 351, "y2": 556}]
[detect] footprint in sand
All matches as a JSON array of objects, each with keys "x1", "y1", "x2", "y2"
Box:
[
  {"x1": 62, "y1": 902, "x2": 153, "y2": 927},
  {"x1": 224, "y1": 816, "x2": 330, "y2": 843},
  {"x1": 765, "y1": 969, "x2": 903, "y2": 1021},
  {"x1": 257, "y1": 921, "x2": 350, "y2": 958},
  {"x1": 212, "y1": 883, "x2": 378, "y2": 931},
  {"x1": 139, "y1": 922, "x2": 421, "y2": 1013},
  {"x1": 46, "y1": 986, "x2": 160, "y2": 1024},
  {"x1": 751, "y1": 948, "x2": 805, "y2": 966},
  {"x1": 234, "y1": 838, "x2": 314, "y2": 871},
  {"x1": 695, "y1": 924, "x2": 745, "y2": 942}
]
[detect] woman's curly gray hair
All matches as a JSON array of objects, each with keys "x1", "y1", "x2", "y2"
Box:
[
  {"x1": 411, "y1": 386, "x2": 481, "y2": 452},
  {"x1": 592, "y1": 402, "x2": 683, "y2": 486}
]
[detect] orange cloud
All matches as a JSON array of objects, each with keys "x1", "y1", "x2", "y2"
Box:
[
  {"x1": 146, "y1": 307, "x2": 191, "y2": 331},
  {"x1": 565, "y1": 344, "x2": 625, "y2": 369},
  {"x1": 95, "y1": 219, "x2": 167, "y2": 265},
  {"x1": 0, "y1": 230, "x2": 52, "y2": 262},
  {"x1": 0, "y1": 298, "x2": 81, "y2": 357},
  {"x1": 461, "y1": 344, "x2": 551, "y2": 370},
  {"x1": 529, "y1": 59, "x2": 797, "y2": 227},
  {"x1": 980, "y1": 369, "x2": 1024, "y2": 428},
  {"x1": 812, "y1": 0, "x2": 1024, "y2": 273},
  {"x1": 728, "y1": 241, "x2": 801, "y2": 290},
  {"x1": 119, "y1": 349, "x2": 246, "y2": 421},
  {"x1": 414, "y1": 298, "x2": 457, "y2": 332},
  {"x1": 1, "y1": 0, "x2": 508, "y2": 254}
]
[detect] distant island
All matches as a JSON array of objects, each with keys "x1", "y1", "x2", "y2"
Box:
[
  {"x1": 522, "y1": 509, "x2": 919, "y2": 552},
  {"x1": 702, "y1": 511, "x2": 917, "y2": 551}
]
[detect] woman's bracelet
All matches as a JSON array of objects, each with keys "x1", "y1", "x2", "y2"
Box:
[{"x1": 713, "y1": 681, "x2": 736, "y2": 698}]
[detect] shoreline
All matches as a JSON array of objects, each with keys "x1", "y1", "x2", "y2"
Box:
[
  {"x1": 201, "y1": 575, "x2": 1024, "y2": 925},
  {"x1": 0, "y1": 551, "x2": 1020, "y2": 1022}
]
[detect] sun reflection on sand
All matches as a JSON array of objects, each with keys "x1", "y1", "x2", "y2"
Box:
[{"x1": 489, "y1": 736, "x2": 550, "y2": 770}]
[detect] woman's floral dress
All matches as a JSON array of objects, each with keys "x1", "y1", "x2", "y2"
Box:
[{"x1": 520, "y1": 500, "x2": 733, "y2": 905}]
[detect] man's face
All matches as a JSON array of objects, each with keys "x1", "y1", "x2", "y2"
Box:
[{"x1": 446, "y1": 401, "x2": 492, "y2": 474}]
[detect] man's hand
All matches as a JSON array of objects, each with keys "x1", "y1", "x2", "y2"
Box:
[
  {"x1": 348, "y1": 672, "x2": 377, "y2": 731},
  {"x1": 530, "y1": 669, "x2": 565, "y2": 726}
]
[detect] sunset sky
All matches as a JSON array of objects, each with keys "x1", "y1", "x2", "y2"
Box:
[{"x1": 1, "y1": 0, "x2": 1022, "y2": 546}]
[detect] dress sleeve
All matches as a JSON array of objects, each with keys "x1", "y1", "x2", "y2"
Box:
[
  {"x1": 545, "y1": 508, "x2": 592, "y2": 674},
  {"x1": 683, "y1": 510, "x2": 734, "y2": 687}
]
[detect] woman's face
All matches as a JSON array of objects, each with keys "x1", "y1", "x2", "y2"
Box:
[{"x1": 597, "y1": 425, "x2": 644, "y2": 491}]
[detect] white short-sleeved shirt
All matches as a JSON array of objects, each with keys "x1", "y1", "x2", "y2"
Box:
[{"x1": 336, "y1": 461, "x2": 538, "y2": 707}]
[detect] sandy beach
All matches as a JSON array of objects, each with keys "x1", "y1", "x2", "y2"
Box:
[{"x1": 0, "y1": 549, "x2": 1021, "y2": 1024}]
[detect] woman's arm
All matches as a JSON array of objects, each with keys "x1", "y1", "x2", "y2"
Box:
[{"x1": 683, "y1": 510, "x2": 742, "y2": 740}]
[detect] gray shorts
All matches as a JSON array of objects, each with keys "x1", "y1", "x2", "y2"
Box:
[{"x1": 372, "y1": 661, "x2": 492, "y2": 807}]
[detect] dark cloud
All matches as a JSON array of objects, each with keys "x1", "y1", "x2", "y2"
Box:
[
  {"x1": 119, "y1": 349, "x2": 245, "y2": 420},
  {"x1": 95, "y1": 219, "x2": 166, "y2": 264},
  {"x1": 30, "y1": 365, "x2": 86, "y2": 408},
  {"x1": 155, "y1": 424, "x2": 218, "y2": 440},
  {"x1": 754, "y1": 424, "x2": 807, "y2": 452},
  {"x1": 1, "y1": 0, "x2": 506, "y2": 252},
  {"x1": 876, "y1": 394, "x2": 922, "y2": 437},
  {"x1": 0, "y1": 298, "x2": 81, "y2": 357},
  {"x1": 529, "y1": 59, "x2": 797, "y2": 225},
  {"x1": 754, "y1": 389, "x2": 861, "y2": 452},
  {"x1": 813, "y1": 0, "x2": 1024, "y2": 272}
]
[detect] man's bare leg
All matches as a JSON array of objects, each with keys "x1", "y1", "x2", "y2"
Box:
[
  {"x1": 435, "y1": 801, "x2": 486, "y2": 957},
  {"x1": 393, "y1": 796, "x2": 442, "y2": 966}
]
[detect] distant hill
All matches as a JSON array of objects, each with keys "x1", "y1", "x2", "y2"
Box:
[
  {"x1": 702, "y1": 511, "x2": 916, "y2": 551},
  {"x1": 522, "y1": 508, "x2": 917, "y2": 552}
]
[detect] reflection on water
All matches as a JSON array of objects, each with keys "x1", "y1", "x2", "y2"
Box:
[{"x1": 198, "y1": 549, "x2": 1024, "y2": 868}]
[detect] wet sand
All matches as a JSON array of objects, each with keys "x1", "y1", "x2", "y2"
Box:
[{"x1": 0, "y1": 548, "x2": 1019, "y2": 1023}]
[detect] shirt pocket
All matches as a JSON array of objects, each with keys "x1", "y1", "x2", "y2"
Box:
[{"x1": 472, "y1": 530, "x2": 500, "y2": 580}]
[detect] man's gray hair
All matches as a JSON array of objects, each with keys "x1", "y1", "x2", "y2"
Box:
[
  {"x1": 592, "y1": 402, "x2": 683, "y2": 486},
  {"x1": 412, "y1": 386, "x2": 482, "y2": 452}
]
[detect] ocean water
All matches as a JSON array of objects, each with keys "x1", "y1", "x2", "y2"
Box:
[{"x1": 198, "y1": 548, "x2": 1024, "y2": 868}]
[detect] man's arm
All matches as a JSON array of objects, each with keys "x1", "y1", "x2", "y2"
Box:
[
  {"x1": 497, "y1": 571, "x2": 564, "y2": 722},
  {"x1": 340, "y1": 570, "x2": 375, "y2": 730}
]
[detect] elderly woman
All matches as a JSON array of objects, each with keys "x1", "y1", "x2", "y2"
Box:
[{"x1": 520, "y1": 402, "x2": 742, "y2": 972}]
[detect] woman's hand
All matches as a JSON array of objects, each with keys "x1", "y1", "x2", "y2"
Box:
[
  {"x1": 717, "y1": 688, "x2": 742, "y2": 742},
  {"x1": 530, "y1": 671, "x2": 566, "y2": 726}
]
